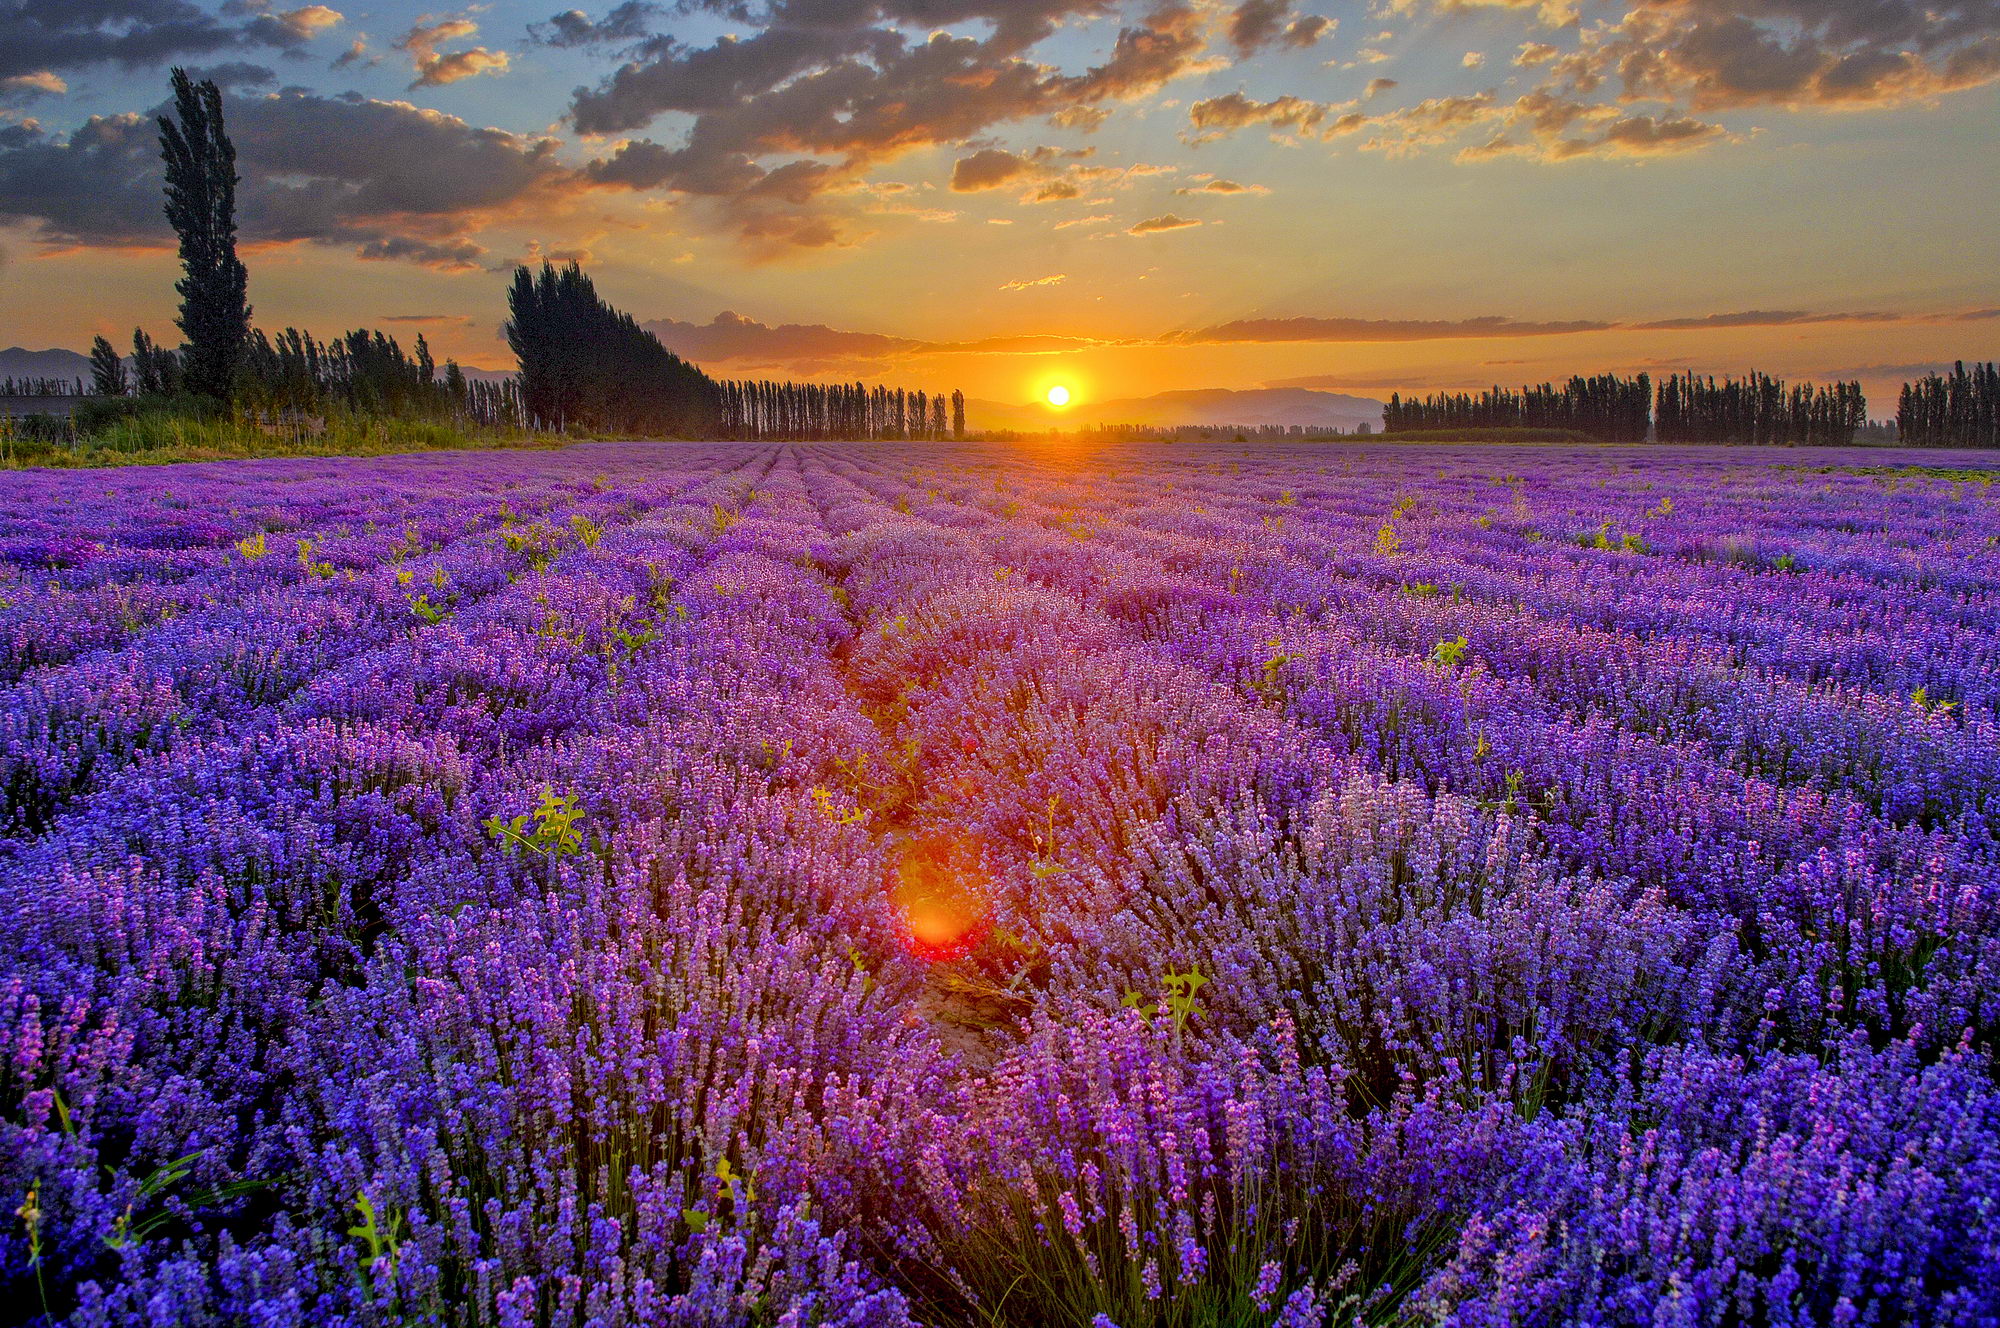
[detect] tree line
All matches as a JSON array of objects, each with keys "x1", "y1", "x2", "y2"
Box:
[
  {"x1": 1655, "y1": 372, "x2": 1867, "y2": 446},
  {"x1": 1898, "y1": 362, "x2": 2000, "y2": 448},
  {"x1": 1385, "y1": 375, "x2": 1654, "y2": 443},
  {"x1": 0, "y1": 378, "x2": 85, "y2": 397},
  {"x1": 64, "y1": 69, "x2": 515, "y2": 441},
  {"x1": 714, "y1": 380, "x2": 964, "y2": 441},
  {"x1": 1383, "y1": 372, "x2": 1878, "y2": 445},
  {"x1": 505, "y1": 260, "x2": 964, "y2": 440}
]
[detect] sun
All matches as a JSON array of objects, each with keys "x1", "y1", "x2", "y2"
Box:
[{"x1": 1046, "y1": 384, "x2": 1073, "y2": 408}]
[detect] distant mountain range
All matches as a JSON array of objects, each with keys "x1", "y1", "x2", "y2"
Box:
[
  {"x1": 0, "y1": 347, "x2": 91, "y2": 383},
  {"x1": 968, "y1": 387, "x2": 1385, "y2": 434}
]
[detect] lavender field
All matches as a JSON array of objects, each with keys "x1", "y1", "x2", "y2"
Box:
[{"x1": 4, "y1": 441, "x2": 1999, "y2": 1327}]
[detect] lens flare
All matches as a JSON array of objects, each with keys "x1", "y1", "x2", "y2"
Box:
[{"x1": 893, "y1": 831, "x2": 984, "y2": 954}]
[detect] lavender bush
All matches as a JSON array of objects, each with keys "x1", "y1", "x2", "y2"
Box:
[{"x1": 3, "y1": 442, "x2": 1997, "y2": 1326}]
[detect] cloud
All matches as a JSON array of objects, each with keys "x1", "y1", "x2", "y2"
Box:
[
  {"x1": 1227, "y1": 1, "x2": 1334, "y2": 56},
  {"x1": 179, "y1": 61, "x2": 280, "y2": 91},
  {"x1": 330, "y1": 38, "x2": 377, "y2": 69},
  {"x1": 951, "y1": 147, "x2": 1046, "y2": 192},
  {"x1": 643, "y1": 308, "x2": 1121, "y2": 370},
  {"x1": 1178, "y1": 314, "x2": 1615, "y2": 343},
  {"x1": 1, "y1": 71, "x2": 68, "y2": 101},
  {"x1": 0, "y1": 89, "x2": 572, "y2": 269},
  {"x1": 1000, "y1": 273, "x2": 1068, "y2": 291},
  {"x1": 531, "y1": 3, "x2": 660, "y2": 50},
  {"x1": 1129, "y1": 212, "x2": 1202, "y2": 233},
  {"x1": 397, "y1": 14, "x2": 510, "y2": 89},
  {"x1": 243, "y1": 4, "x2": 343, "y2": 45},
  {"x1": 1186, "y1": 91, "x2": 1358, "y2": 140},
  {"x1": 1633, "y1": 309, "x2": 1902, "y2": 330},
  {"x1": 382, "y1": 313, "x2": 472, "y2": 323},
  {"x1": 527, "y1": 298, "x2": 1993, "y2": 380},
  {"x1": 1198, "y1": 2, "x2": 2000, "y2": 170},
  {"x1": 1175, "y1": 176, "x2": 1267, "y2": 194},
  {"x1": 1456, "y1": 92, "x2": 1726, "y2": 159},
  {"x1": 2, "y1": 2, "x2": 243, "y2": 81},
  {"x1": 1566, "y1": 1, "x2": 2000, "y2": 111},
  {"x1": 571, "y1": 2, "x2": 1221, "y2": 250},
  {"x1": 646, "y1": 310, "x2": 925, "y2": 367}
]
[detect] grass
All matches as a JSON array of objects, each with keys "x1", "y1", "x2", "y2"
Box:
[
  {"x1": 1786, "y1": 463, "x2": 2000, "y2": 483},
  {"x1": 0, "y1": 406, "x2": 563, "y2": 470}
]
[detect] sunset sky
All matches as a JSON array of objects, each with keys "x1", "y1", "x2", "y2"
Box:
[{"x1": 2, "y1": 0, "x2": 1996, "y2": 412}]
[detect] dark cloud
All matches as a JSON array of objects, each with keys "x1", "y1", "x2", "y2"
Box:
[
  {"x1": 1178, "y1": 315, "x2": 1616, "y2": 343},
  {"x1": 179, "y1": 60, "x2": 279, "y2": 90},
  {"x1": 951, "y1": 147, "x2": 1043, "y2": 192},
  {"x1": 1576, "y1": 1, "x2": 2000, "y2": 109},
  {"x1": 531, "y1": 2, "x2": 661, "y2": 49},
  {"x1": 1227, "y1": 0, "x2": 1332, "y2": 56},
  {"x1": 355, "y1": 236, "x2": 486, "y2": 270},
  {"x1": 0, "y1": 89, "x2": 570, "y2": 269},
  {"x1": 646, "y1": 310, "x2": 924, "y2": 367},
  {"x1": 572, "y1": 2, "x2": 1213, "y2": 250},
  {"x1": 947, "y1": 144, "x2": 1098, "y2": 196},
  {"x1": 0, "y1": 1, "x2": 344, "y2": 82},
  {"x1": 643, "y1": 308, "x2": 1119, "y2": 370}
]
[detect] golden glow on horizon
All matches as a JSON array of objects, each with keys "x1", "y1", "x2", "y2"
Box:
[{"x1": 1046, "y1": 384, "x2": 1073, "y2": 408}]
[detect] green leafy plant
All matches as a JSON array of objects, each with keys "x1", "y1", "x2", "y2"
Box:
[
  {"x1": 484, "y1": 787, "x2": 588, "y2": 858},
  {"x1": 1430, "y1": 635, "x2": 1470, "y2": 669},
  {"x1": 17, "y1": 1182, "x2": 45, "y2": 1318},
  {"x1": 810, "y1": 786, "x2": 867, "y2": 826},
  {"x1": 407, "y1": 593, "x2": 450, "y2": 624},
  {"x1": 1912, "y1": 686, "x2": 1959, "y2": 717},
  {"x1": 1121, "y1": 965, "x2": 1208, "y2": 1033},
  {"x1": 347, "y1": 1190, "x2": 404, "y2": 1294}
]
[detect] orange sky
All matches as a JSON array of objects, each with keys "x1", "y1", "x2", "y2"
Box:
[{"x1": 2, "y1": 1, "x2": 1996, "y2": 414}]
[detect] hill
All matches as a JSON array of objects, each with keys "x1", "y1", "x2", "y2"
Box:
[{"x1": 0, "y1": 347, "x2": 92, "y2": 383}]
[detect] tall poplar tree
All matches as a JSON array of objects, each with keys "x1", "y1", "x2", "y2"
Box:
[
  {"x1": 158, "y1": 68, "x2": 251, "y2": 401},
  {"x1": 89, "y1": 336, "x2": 128, "y2": 396}
]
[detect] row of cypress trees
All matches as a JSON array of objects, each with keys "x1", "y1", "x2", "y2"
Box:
[
  {"x1": 504, "y1": 261, "x2": 964, "y2": 440},
  {"x1": 1384, "y1": 372, "x2": 1873, "y2": 445},
  {"x1": 1384, "y1": 375, "x2": 1654, "y2": 442},
  {"x1": 1654, "y1": 373, "x2": 1867, "y2": 446},
  {"x1": 1898, "y1": 362, "x2": 2000, "y2": 448},
  {"x1": 0, "y1": 378, "x2": 84, "y2": 397},
  {"x1": 714, "y1": 381, "x2": 965, "y2": 441}
]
